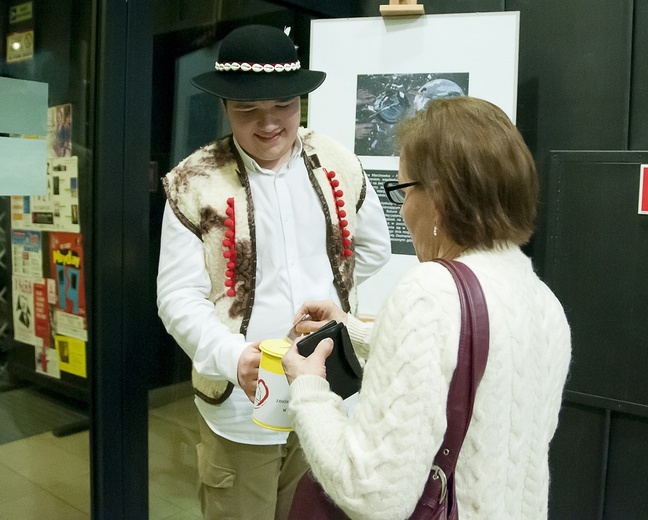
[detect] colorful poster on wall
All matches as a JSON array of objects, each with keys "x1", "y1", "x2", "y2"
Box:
[
  {"x1": 49, "y1": 231, "x2": 87, "y2": 341},
  {"x1": 34, "y1": 277, "x2": 61, "y2": 378},
  {"x1": 32, "y1": 279, "x2": 52, "y2": 349},
  {"x1": 11, "y1": 229, "x2": 43, "y2": 277},
  {"x1": 11, "y1": 274, "x2": 54, "y2": 349}
]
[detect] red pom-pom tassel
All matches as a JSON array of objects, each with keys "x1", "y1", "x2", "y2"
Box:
[
  {"x1": 323, "y1": 168, "x2": 353, "y2": 260},
  {"x1": 223, "y1": 197, "x2": 237, "y2": 297}
]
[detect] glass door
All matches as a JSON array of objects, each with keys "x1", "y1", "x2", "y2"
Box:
[
  {"x1": 1, "y1": 0, "x2": 357, "y2": 517},
  {"x1": 0, "y1": 0, "x2": 95, "y2": 517},
  {"x1": 2, "y1": 0, "x2": 154, "y2": 517}
]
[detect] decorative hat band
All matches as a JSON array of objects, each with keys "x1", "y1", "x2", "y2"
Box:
[{"x1": 214, "y1": 60, "x2": 301, "y2": 73}]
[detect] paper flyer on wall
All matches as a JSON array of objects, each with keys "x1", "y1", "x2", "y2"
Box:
[
  {"x1": 11, "y1": 229, "x2": 44, "y2": 277},
  {"x1": 49, "y1": 231, "x2": 87, "y2": 341},
  {"x1": 12, "y1": 274, "x2": 50, "y2": 347},
  {"x1": 35, "y1": 346, "x2": 61, "y2": 379},
  {"x1": 35, "y1": 277, "x2": 61, "y2": 379},
  {"x1": 33, "y1": 279, "x2": 53, "y2": 349},
  {"x1": 12, "y1": 275, "x2": 36, "y2": 345},
  {"x1": 47, "y1": 103, "x2": 72, "y2": 158},
  {"x1": 10, "y1": 156, "x2": 80, "y2": 232},
  {"x1": 55, "y1": 335, "x2": 87, "y2": 378}
]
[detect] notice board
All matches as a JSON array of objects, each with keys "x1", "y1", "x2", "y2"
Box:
[{"x1": 308, "y1": 12, "x2": 520, "y2": 317}]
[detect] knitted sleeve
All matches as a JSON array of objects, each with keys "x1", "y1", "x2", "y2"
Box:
[
  {"x1": 289, "y1": 263, "x2": 461, "y2": 520},
  {"x1": 345, "y1": 314, "x2": 373, "y2": 359}
]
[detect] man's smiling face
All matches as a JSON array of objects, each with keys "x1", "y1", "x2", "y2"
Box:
[{"x1": 224, "y1": 97, "x2": 301, "y2": 172}]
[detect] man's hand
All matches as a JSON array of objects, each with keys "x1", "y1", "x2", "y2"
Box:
[
  {"x1": 237, "y1": 342, "x2": 261, "y2": 403},
  {"x1": 292, "y1": 300, "x2": 347, "y2": 335}
]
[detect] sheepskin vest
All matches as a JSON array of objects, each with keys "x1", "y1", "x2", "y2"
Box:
[{"x1": 163, "y1": 128, "x2": 367, "y2": 403}]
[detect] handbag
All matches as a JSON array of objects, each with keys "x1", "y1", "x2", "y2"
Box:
[
  {"x1": 296, "y1": 320, "x2": 363, "y2": 399},
  {"x1": 288, "y1": 259, "x2": 489, "y2": 520}
]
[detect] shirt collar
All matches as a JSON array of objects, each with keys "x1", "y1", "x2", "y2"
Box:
[{"x1": 232, "y1": 134, "x2": 303, "y2": 175}]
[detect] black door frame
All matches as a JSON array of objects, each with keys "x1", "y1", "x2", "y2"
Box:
[{"x1": 91, "y1": 0, "x2": 153, "y2": 517}]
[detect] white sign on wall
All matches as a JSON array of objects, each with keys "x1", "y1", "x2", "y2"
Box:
[{"x1": 309, "y1": 12, "x2": 520, "y2": 317}]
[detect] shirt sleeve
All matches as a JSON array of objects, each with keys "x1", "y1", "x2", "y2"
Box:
[
  {"x1": 353, "y1": 173, "x2": 391, "y2": 285},
  {"x1": 289, "y1": 266, "x2": 461, "y2": 520},
  {"x1": 156, "y1": 202, "x2": 248, "y2": 384}
]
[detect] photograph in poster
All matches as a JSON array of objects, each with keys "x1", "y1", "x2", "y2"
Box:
[
  {"x1": 310, "y1": 13, "x2": 520, "y2": 317},
  {"x1": 355, "y1": 72, "x2": 468, "y2": 157},
  {"x1": 47, "y1": 103, "x2": 72, "y2": 158}
]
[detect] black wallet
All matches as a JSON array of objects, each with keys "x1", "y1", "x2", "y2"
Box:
[{"x1": 296, "y1": 320, "x2": 363, "y2": 399}]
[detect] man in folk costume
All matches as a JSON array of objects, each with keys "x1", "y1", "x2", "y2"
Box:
[{"x1": 157, "y1": 24, "x2": 391, "y2": 520}]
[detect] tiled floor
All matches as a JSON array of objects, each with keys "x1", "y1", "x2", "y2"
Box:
[{"x1": 0, "y1": 389, "x2": 202, "y2": 519}]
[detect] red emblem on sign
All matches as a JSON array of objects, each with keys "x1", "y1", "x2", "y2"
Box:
[{"x1": 640, "y1": 165, "x2": 648, "y2": 215}]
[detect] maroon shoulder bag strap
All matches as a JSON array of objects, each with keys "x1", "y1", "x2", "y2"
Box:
[
  {"x1": 409, "y1": 259, "x2": 490, "y2": 519},
  {"x1": 288, "y1": 259, "x2": 489, "y2": 520}
]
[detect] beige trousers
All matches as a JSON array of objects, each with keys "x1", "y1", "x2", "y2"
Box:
[{"x1": 197, "y1": 414, "x2": 308, "y2": 520}]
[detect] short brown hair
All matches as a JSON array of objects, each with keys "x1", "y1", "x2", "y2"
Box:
[{"x1": 397, "y1": 97, "x2": 538, "y2": 249}]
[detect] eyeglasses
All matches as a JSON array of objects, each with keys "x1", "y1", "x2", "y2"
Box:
[{"x1": 383, "y1": 181, "x2": 420, "y2": 205}]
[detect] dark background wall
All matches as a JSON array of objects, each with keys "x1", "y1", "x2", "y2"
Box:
[
  {"x1": 387, "y1": 2, "x2": 648, "y2": 518},
  {"x1": 299, "y1": 1, "x2": 648, "y2": 518}
]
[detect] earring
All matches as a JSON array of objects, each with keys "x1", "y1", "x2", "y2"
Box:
[{"x1": 433, "y1": 226, "x2": 438, "y2": 236}]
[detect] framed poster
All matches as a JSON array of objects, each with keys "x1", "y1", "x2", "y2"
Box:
[{"x1": 309, "y1": 12, "x2": 520, "y2": 317}]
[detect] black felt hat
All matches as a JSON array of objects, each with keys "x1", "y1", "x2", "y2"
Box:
[{"x1": 191, "y1": 25, "x2": 326, "y2": 101}]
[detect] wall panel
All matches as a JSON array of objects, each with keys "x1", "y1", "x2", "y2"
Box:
[
  {"x1": 604, "y1": 414, "x2": 648, "y2": 519},
  {"x1": 510, "y1": 0, "x2": 633, "y2": 155},
  {"x1": 544, "y1": 152, "x2": 648, "y2": 404},
  {"x1": 629, "y1": 0, "x2": 648, "y2": 148},
  {"x1": 548, "y1": 404, "x2": 607, "y2": 520}
]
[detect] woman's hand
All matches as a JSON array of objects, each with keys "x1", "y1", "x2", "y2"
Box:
[
  {"x1": 282, "y1": 337, "x2": 334, "y2": 385},
  {"x1": 292, "y1": 300, "x2": 347, "y2": 335}
]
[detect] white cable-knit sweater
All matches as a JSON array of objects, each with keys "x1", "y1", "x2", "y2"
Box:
[{"x1": 289, "y1": 245, "x2": 571, "y2": 520}]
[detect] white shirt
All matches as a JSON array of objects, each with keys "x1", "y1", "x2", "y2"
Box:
[{"x1": 157, "y1": 135, "x2": 391, "y2": 444}]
